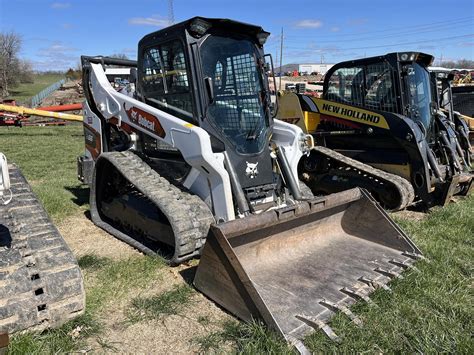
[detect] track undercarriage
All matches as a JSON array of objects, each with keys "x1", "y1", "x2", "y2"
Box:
[{"x1": 0, "y1": 165, "x2": 85, "y2": 334}]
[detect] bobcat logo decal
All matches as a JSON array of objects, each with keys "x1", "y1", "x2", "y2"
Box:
[{"x1": 245, "y1": 161, "x2": 259, "y2": 179}]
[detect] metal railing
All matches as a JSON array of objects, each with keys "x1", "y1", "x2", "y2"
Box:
[{"x1": 23, "y1": 79, "x2": 66, "y2": 107}]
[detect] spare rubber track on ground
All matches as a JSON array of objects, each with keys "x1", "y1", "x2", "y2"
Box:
[
  {"x1": 90, "y1": 151, "x2": 214, "y2": 265},
  {"x1": 309, "y1": 146, "x2": 415, "y2": 211},
  {"x1": 0, "y1": 165, "x2": 85, "y2": 334}
]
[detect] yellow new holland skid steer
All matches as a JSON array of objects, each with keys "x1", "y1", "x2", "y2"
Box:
[
  {"x1": 78, "y1": 18, "x2": 421, "y2": 350},
  {"x1": 278, "y1": 53, "x2": 472, "y2": 210}
]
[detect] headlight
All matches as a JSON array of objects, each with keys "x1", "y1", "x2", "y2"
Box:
[
  {"x1": 257, "y1": 32, "x2": 270, "y2": 46},
  {"x1": 189, "y1": 18, "x2": 212, "y2": 37}
]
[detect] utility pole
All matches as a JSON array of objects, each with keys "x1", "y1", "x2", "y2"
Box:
[
  {"x1": 279, "y1": 27, "x2": 283, "y2": 90},
  {"x1": 275, "y1": 50, "x2": 279, "y2": 73},
  {"x1": 168, "y1": 0, "x2": 175, "y2": 25}
]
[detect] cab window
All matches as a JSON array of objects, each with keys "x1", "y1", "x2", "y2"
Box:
[
  {"x1": 141, "y1": 40, "x2": 194, "y2": 121},
  {"x1": 325, "y1": 61, "x2": 398, "y2": 113}
]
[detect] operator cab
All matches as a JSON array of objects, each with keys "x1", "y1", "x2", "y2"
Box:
[
  {"x1": 137, "y1": 17, "x2": 272, "y2": 153},
  {"x1": 323, "y1": 52, "x2": 435, "y2": 137},
  {"x1": 137, "y1": 17, "x2": 280, "y2": 207}
]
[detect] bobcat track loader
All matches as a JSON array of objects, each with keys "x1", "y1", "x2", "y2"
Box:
[
  {"x1": 77, "y1": 18, "x2": 421, "y2": 350},
  {"x1": 0, "y1": 153, "x2": 85, "y2": 335},
  {"x1": 278, "y1": 52, "x2": 473, "y2": 210}
]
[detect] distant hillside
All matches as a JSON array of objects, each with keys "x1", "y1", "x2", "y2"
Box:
[{"x1": 275, "y1": 63, "x2": 299, "y2": 73}]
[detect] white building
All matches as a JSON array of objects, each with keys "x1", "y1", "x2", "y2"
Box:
[{"x1": 298, "y1": 63, "x2": 334, "y2": 75}]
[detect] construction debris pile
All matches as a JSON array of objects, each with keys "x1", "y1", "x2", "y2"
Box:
[
  {"x1": 40, "y1": 80, "x2": 83, "y2": 109},
  {"x1": 0, "y1": 80, "x2": 84, "y2": 126}
]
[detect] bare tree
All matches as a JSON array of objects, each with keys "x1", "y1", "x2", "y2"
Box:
[
  {"x1": 0, "y1": 31, "x2": 22, "y2": 98},
  {"x1": 19, "y1": 59, "x2": 34, "y2": 84},
  {"x1": 440, "y1": 59, "x2": 474, "y2": 69},
  {"x1": 110, "y1": 53, "x2": 129, "y2": 60}
]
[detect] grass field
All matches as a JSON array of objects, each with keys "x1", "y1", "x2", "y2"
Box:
[
  {"x1": 0, "y1": 125, "x2": 87, "y2": 221},
  {"x1": 0, "y1": 126, "x2": 472, "y2": 353},
  {"x1": 7, "y1": 73, "x2": 64, "y2": 103}
]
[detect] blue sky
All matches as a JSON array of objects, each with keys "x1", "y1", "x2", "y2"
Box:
[{"x1": 0, "y1": 0, "x2": 473, "y2": 71}]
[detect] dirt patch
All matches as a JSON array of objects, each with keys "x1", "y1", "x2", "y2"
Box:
[
  {"x1": 57, "y1": 213, "x2": 233, "y2": 352},
  {"x1": 57, "y1": 213, "x2": 140, "y2": 260},
  {"x1": 93, "y1": 291, "x2": 232, "y2": 353},
  {"x1": 392, "y1": 209, "x2": 428, "y2": 221}
]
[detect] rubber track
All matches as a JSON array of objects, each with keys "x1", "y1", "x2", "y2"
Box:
[
  {"x1": 0, "y1": 165, "x2": 85, "y2": 334},
  {"x1": 310, "y1": 146, "x2": 415, "y2": 211},
  {"x1": 90, "y1": 151, "x2": 214, "y2": 265}
]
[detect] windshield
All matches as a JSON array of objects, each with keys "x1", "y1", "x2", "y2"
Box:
[
  {"x1": 403, "y1": 63, "x2": 433, "y2": 130},
  {"x1": 200, "y1": 35, "x2": 270, "y2": 154}
]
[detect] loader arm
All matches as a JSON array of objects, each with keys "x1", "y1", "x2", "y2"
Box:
[{"x1": 85, "y1": 60, "x2": 235, "y2": 222}]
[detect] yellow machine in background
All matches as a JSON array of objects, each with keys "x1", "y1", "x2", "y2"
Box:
[{"x1": 276, "y1": 52, "x2": 472, "y2": 210}]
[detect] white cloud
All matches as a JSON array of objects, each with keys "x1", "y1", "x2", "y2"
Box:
[
  {"x1": 295, "y1": 19, "x2": 323, "y2": 29},
  {"x1": 62, "y1": 23, "x2": 73, "y2": 29},
  {"x1": 33, "y1": 42, "x2": 78, "y2": 71},
  {"x1": 39, "y1": 43, "x2": 76, "y2": 53},
  {"x1": 51, "y1": 2, "x2": 71, "y2": 9},
  {"x1": 330, "y1": 26, "x2": 340, "y2": 32},
  {"x1": 128, "y1": 15, "x2": 169, "y2": 27}
]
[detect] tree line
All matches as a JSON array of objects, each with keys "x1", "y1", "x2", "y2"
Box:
[
  {"x1": 0, "y1": 32, "x2": 34, "y2": 98},
  {"x1": 439, "y1": 59, "x2": 474, "y2": 70}
]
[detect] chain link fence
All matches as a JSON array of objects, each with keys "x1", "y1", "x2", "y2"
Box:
[{"x1": 21, "y1": 79, "x2": 66, "y2": 107}]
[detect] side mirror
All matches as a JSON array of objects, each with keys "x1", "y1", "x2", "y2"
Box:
[{"x1": 205, "y1": 77, "x2": 215, "y2": 104}]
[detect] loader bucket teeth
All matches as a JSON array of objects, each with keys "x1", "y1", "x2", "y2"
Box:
[{"x1": 194, "y1": 188, "x2": 421, "y2": 343}]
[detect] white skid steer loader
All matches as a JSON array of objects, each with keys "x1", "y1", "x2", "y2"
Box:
[{"x1": 77, "y1": 17, "x2": 422, "y2": 351}]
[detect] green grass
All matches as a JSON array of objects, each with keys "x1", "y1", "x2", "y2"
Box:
[
  {"x1": 7, "y1": 73, "x2": 64, "y2": 103},
  {"x1": 9, "y1": 255, "x2": 165, "y2": 353},
  {"x1": 2, "y1": 126, "x2": 473, "y2": 353},
  {"x1": 85, "y1": 255, "x2": 165, "y2": 313},
  {"x1": 77, "y1": 254, "x2": 109, "y2": 271},
  {"x1": 0, "y1": 125, "x2": 87, "y2": 222},
  {"x1": 195, "y1": 320, "x2": 294, "y2": 354},
  {"x1": 8, "y1": 312, "x2": 100, "y2": 354},
  {"x1": 304, "y1": 197, "x2": 474, "y2": 353},
  {"x1": 127, "y1": 285, "x2": 195, "y2": 323}
]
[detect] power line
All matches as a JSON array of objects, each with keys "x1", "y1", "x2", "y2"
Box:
[
  {"x1": 264, "y1": 17, "x2": 472, "y2": 48},
  {"x1": 286, "y1": 16, "x2": 473, "y2": 38},
  {"x1": 283, "y1": 20, "x2": 472, "y2": 43},
  {"x1": 283, "y1": 33, "x2": 473, "y2": 51}
]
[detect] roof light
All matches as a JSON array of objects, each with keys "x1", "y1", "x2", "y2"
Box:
[
  {"x1": 257, "y1": 32, "x2": 270, "y2": 46},
  {"x1": 189, "y1": 18, "x2": 212, "y2": 38}
]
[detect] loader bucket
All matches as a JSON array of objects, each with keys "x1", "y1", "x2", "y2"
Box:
[{"x1": 194, "y1": 188, "x2": 422, "y2": 348}]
